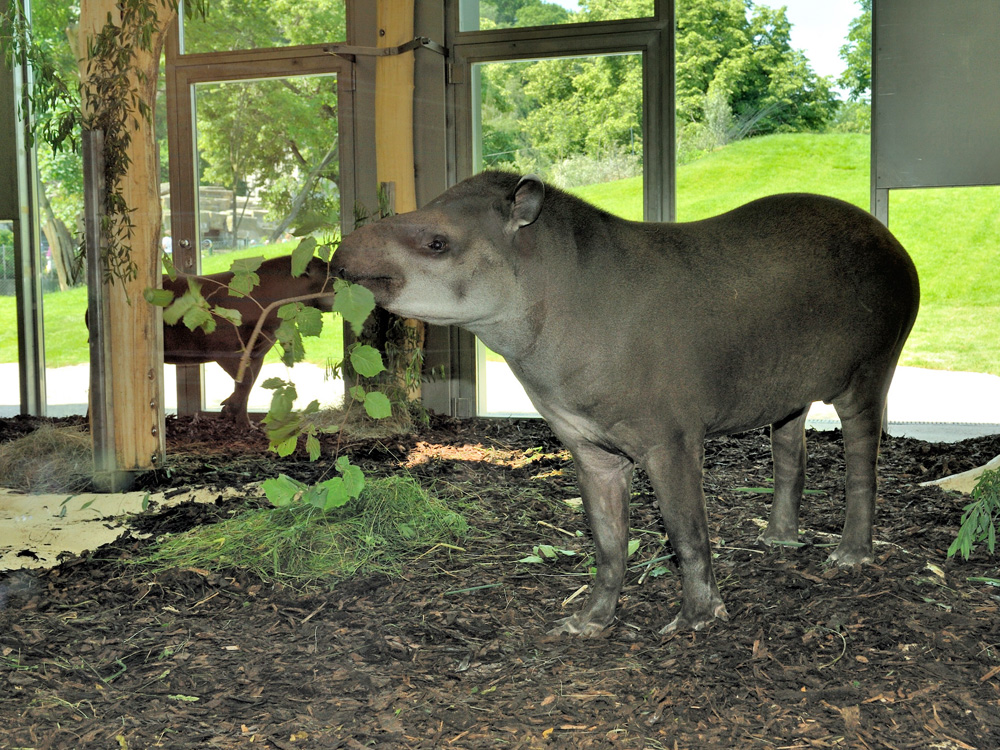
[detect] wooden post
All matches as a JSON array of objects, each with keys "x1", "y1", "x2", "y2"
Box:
[
  {"x1": 376, "y1": 0, "x2": 417, "y2": 215},
  {"x1": 375, "y1": 0, "x2": 424, "y2": 400},
  {"x1": 80, "y1": 0, "x2": 174, "y2": 488}
]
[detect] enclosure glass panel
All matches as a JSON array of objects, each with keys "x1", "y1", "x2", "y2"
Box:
[
  {"x1": 471, "y1": 53, "x2": 644, "y2": 416},
  {"x1": 0, "y1": 221, "x2": 20, "y2": 416},
  {"x1": 180, "y1": 0, "x2": 346, "y2": 54},
  {"x1": 459, "y1": 0, "x2": 654, "y2": 32},
  {"x1": 183, "y1": 73, "x2": 345, "y2": 414},
  {"x1": 881, "y1": 186, "x2": 1000, "y2": 426},
  {"x1": 673, "y1": 0, "x2": 866, "y2": 221}
]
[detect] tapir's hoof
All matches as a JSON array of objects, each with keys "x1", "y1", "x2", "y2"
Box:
[
  {"x1": 658, "y1": 602, "x2": 729, "y2": 635},
  {"x1": 828, "y1": 546, "x2": 874, "y2": 567},
  {"x1": 548, "y1": 613, "x2": 613, "y2": 637},
  {"x1": 757, "y1": 530, "x2": 799, "y2": 549}
]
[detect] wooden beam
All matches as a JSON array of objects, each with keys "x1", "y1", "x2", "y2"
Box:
[
  {"x1": 80, "y1": 0, "x2": 173, "y2": 488},
  {"x1": 375, "y1": 0, "x2": 417, "y2": 214},
  {"x1": 375, "y1": 1, "x2": 425, "y2": 401}
]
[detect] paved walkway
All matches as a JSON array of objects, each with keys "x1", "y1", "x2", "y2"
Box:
[
  {"x1": 478, "y1": 362, "x2": 1000, "y2": 443},
  {"x1": 2, "y1": 362, "x2": 999, "y2": 443}
]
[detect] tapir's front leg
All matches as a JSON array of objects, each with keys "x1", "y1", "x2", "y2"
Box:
[
  {"x1": 549, "y1": 444, "x2": 634, "y2": 636},
  {"x1": 644, "y1": 438, "x2": 729, "y2": 633}
]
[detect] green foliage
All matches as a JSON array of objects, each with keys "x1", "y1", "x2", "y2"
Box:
[
  {"x1": 948, "y1": 470, "x2": 1000, "y2": 560},
  {"x1": 838, "y1": 0, "x2": 872, "y2": 102},
  {"x1": 677, "y1": 0, "x2": 837, "y2": 135},
  {"x1": 180, "y1": 0, "x2": 345, "y2": 53},
  {"x1": 262, "y1": 455, "x2": 366, "y2": 513}
]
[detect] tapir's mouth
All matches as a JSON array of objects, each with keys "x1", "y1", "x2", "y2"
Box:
[{"x1": 338, "y1": 273, "x2": 398, "y2": 301}]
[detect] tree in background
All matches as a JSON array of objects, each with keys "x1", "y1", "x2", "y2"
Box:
[
  {"x1": 829, "y1": 0, "x2": 871, "y2": 134},
  {"x1": 5, "y1": 0, "x2": 85, "y2": 289},
  {"x1": 183, "y1": 0, "x2": 345, "y2": 244},
  {"x1": 479, "y1": 0, "x2": 837, "y2": 177},
  {"x1": 838, "y1": 0, "x2": 871, "y2": 101},
  {"x1": 677, "y1": 0, "x2": 836, "y2": 135}
]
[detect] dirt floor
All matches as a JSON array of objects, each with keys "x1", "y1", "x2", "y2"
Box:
[{"x1": 1, "y1": 413, "x2": 999, "y2": 749}]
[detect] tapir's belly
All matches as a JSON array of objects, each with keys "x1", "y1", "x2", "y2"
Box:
[{"x1": 511, "y1": 282, "x2": 904, "y2": 454}]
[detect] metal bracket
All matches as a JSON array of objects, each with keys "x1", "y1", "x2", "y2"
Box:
[{"x1": 323, "y1": 36, "x2": 447, "y2": 62}]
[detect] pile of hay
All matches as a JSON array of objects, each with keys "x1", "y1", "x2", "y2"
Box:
[
  {"x1": 0, "y1": 425, "x2": 94, "y2": 493},
  {"x1": 140, "y1": 474, "x2": 467, "y2": 587}
]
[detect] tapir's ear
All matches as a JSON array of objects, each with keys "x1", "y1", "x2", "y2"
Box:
[{"x1": 508, "y1": 174, "x2": 544, "y2": 231}]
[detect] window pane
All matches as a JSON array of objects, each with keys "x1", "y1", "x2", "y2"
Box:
[
  {"x1": 181, "y1": 0, "x2": 346, "y2": 54},
  {"x1": 471, "y1": 54, "x2": 643, "y2": 415},
  {"x1": 459, "y1": 0, "x2": 654, "y2": 32},
  {"x1": 174, "y1": 73, "x2": 344, "y2": 414}
]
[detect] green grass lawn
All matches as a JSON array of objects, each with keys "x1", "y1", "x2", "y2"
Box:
[{"x1": 5, "y1": 132, "x2": 998, "y2": 377}]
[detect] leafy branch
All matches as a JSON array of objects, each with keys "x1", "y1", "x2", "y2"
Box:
[{"x1": 948, "y1": 469, "x2": 1000, "y2": 561}]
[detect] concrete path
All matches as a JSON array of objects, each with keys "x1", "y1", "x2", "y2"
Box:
[{"x1": 1, "y1": 361, "x2": 999, "y2": 442}]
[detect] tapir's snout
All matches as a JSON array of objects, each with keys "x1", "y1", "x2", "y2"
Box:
[{"x1": 334, "y1": 223, "x2": 405, "y2": 305}]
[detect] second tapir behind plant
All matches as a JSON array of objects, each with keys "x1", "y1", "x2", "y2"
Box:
[{"x1": 335, "y1": 171, "x2": 920, "y2": 636}]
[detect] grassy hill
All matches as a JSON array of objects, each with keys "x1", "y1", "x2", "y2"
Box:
[{"x1": 2, "y1": 132, "x2": 998, "y2": 377}]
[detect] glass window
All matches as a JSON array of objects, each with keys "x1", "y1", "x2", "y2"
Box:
[
  {"x1": 470, "y1": 53, "x2": 644, "y2": 415},
  {"x1": 459, "y1": 0, "x2": 655, "y2": 33},
  {"x1": 177, "y1": 72, "x2": 344, "y2": 414},
  {"x1": 180, "y1": 0, "x2": 346, "y2": 54}
]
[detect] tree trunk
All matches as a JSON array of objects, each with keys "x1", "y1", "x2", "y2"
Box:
[
  {"x1": 37, "y1": 181, "x2": 80, "y2": 290},
  {"x1": 267, "y1": 142, "x2": 339, "y2": 243},
  {"x1": 81, "y1": 0, "x2": 173, "y2": 480}
]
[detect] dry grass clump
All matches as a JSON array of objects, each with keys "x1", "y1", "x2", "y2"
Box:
[
  {"x1": 0, "y1": 425, "x2": 94, "y2": 493},
  {"x1": 139, "y1": 475, "x2": 467, "y2": 587}
]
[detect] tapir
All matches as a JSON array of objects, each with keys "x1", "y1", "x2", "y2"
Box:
[
  {"x1": 162, "y1": 255, "x2": 335, "y2": 426},
  {"x1": 335, "y1": 171, "x2": 920, "y2": 635}
]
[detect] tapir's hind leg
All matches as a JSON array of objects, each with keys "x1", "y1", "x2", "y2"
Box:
[
  {"x1": 829, "y1": 372, "x2": 893, "y2": 566},
  {"x1": 760, "y1": 407, "x2": 809, "y2": 546}
]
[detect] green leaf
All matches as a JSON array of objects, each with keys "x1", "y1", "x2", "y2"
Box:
[
  {"x1": 364, "y1": 391, "x2": 392, "y2": 419},
  {"x1": 262, "y1": 475, "x2": 305, "y2": 507},
  {"x1": 213, "y1": 305, "x2": 242, "y2": 326},
  {"x1": 228, "y1": 256, "x2": 264, "y2": 297},
  {"x1": 161, "y1": 254, "x2": 177, "y2": 280},
  {"x1": 350, "y1": 344, "x2": 386, "y2": 378},
  {"x1": 315, "y1": 477, "x2": 351, "y2": 510},
  {"x1": 336, "y1": 456, "x2": 366, "y2": 498},
  {"x1": 293, "y1": 209, "x2": 334, "y2": 237},
  {"x1": 162, "y1": 293, "x2": 195, "y2": 326},
  {"x1": 627, "y1": 539, "x2": 640, "y2": 558},
  {"x1": 274, "y1": 319, "x2": 304, "y2": 365},
  {"x1": 332, "y1": 281, "x2": 377, "y2": 334},
  {"x1": 182, "y1": 304, "x2": 214, "y2": 333},
  {"x1": 292, "y1": 237, "x2": 318, "y2": 276},
  {"x1": 306, "y1": 434, "x2": 321, "y2": 462},
  {"x1": 144, "y1": 288, "x2": 175, "y2": 307},
  {"x1": 274, "y1": 435, "x2": 298, "y2": 457},
  {"x1": 294, "y1": 306, "x2": 324, "y2": 337},
  {"x1": 349, "y1": 385, "x2": 366, "y2": 402}
]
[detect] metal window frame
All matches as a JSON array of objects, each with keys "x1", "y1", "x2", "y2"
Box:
[
  {"x1": 436, "y1": 0, "x2": 675, "y2": 417},
  {"x1": 164, "y1": 30, "x2": 359, "y2": 418},
  {"x1": 1, "y1": 0, "x2": 45, "y2": 416}
]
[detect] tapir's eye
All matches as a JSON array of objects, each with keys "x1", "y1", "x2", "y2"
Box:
[{"x1": 427, "y1": 237, "x2": 448, "y2": 254}]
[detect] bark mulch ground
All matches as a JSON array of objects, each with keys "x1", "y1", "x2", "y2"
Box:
[{"x1": 1, "y1": 413, "x2": 999, "y2": 749}]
